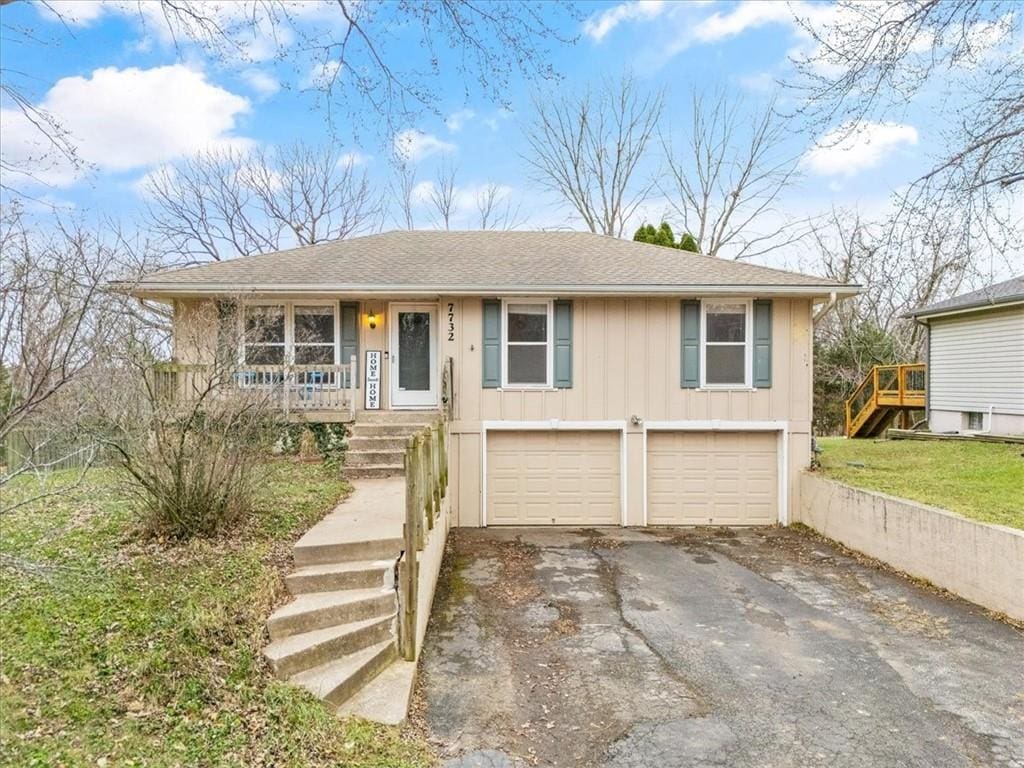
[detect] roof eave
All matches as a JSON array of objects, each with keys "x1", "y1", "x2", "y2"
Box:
[
  {"x1": 116, "y1": 281, "x2": 860, "y2": 300},
  {"x1": 904, "y1": 295, "x2": 1024, "y2": 320}
]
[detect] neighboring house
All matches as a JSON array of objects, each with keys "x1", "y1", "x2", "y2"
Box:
[
  {"x1": 907, "y1": 275, "x2": 1024, "y2": 437},
  {"x1": 126, "y1": 230, "x2": 858, "y2": 528}
]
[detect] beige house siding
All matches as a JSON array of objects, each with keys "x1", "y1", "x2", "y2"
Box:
[
  {"x1": 170, "y1": 295, "x2": 815, "y2": 528},
  {"x1": 927, "y1": 305, "x2": 1024, "y2": 434},
  {"x1": 442, "y1": 297, "x2": 813, "y2": 527}
]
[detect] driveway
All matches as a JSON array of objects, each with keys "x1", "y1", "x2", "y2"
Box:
[{"x1": 416, "y1": 527, "x2": 1024, "y2": 768}]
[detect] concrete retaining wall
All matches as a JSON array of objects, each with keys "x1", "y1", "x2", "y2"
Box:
[{"x1": 796, "y1": 472, "x2": 1024, "y2": 621}]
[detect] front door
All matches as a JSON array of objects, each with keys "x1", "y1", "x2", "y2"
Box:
[{"x1": 389, "y1": 303, "x2": 438, "y2": 409}]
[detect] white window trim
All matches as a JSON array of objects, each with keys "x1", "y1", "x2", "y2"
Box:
[
  {"x1": 240, "y1": 300, "x2": 340, "y2": 369},
  {"x1": 500, "y1": 298, "x2": 554, "y2": 390},
  {"x1": 700, "y1": 298, "x2": 753, "y2": 390}
]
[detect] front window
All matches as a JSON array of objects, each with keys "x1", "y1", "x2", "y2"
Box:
[
  {"x1": 504, "y1": 301, "x2": 551, "y2": 387},
  {"x1": 244, "y1": 305, "x2": 286, "y2": 365},
  {"x1": 242, "y1": 303, "x2": 337, "y2": 370},
  {"x1": 293, "y1": 305, "x2": 336, "y2": 365},
  {"x1": 703, "y1": 301, "x2": 750, "y2": 387}
]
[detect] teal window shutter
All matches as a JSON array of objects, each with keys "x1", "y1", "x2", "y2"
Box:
[
  {"x1": 753, "y1": 299, "x2": 772, "y2": 388},
  {"x1": 553, "y1": 300, "x2": 573, "y2": 388},
  {"x1": 681, "y1": 300, "x2": 700, "y2": 388},
  {"x1": 482, "y1": 299, "x2": 501, "y2": 388},
  {"x1": 339, "y1": 301, "x2": 359, "y2": 387}
]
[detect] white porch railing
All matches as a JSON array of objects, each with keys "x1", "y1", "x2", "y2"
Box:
[{"x1": 150, "y1": 356, "x2": 358, "y2": 420}]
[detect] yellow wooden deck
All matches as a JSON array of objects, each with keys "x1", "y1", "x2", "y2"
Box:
[{"x1": 845, "y1": 363, "x2": 926, "y2": 438}]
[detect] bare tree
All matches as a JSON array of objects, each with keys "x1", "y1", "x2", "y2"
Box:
[
  {"x1": 0, "y1": 204, "x2": 123, "y2": 514},
  {"x1": 391, "y1": 160, "x2": 418, "y2": 230},
  {"x1": 144, "y1": 141, "x2": 380, "y2": 264},
  {"x1": 427, "y1": 159, "x2": 460, "y2": 231},
  {"x1": 661, "y1": 90, "x2": 807, "y2": 259},
  {"x1": 476, "y1": 182, "x2": 523, "y2": 230},
  {"x1": 524, "y1": 74, "x2": 664, "y2": 237},
  {"x1": 791, "y1": 0, "x2": 1022, "y2": 264}
]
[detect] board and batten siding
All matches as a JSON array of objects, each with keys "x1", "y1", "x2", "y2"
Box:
[
  {"x1": 441, "y1": 297, "x2": 814, "y2": 527},
  {"x1": 928, "y1": 306, "x2": 1024, "y2": 416}
]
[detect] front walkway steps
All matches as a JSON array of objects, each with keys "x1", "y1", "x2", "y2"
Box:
[
  {"x1": 344, "y1": 410, "x2": 440, "y2": 479},
  {"x1": 264, "y1": 477, "x2": 418, "y2": 725}
]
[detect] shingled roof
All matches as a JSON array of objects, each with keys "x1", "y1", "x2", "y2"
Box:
[
  {"x1": 906, "y1": 275, "x2": 1024, "y2": 319},
  {"x1": 126, "y1": 230, "x2": 858, "y2": 297}
]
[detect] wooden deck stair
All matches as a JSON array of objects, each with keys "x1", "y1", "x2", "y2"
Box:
[{"x1": 845, "y1": 364, "x2": 927, "y2": 438}]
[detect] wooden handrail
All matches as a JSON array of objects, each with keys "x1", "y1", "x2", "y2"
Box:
[{"x1": 399, "y1": 420, "x2": 449, "y2": 661}]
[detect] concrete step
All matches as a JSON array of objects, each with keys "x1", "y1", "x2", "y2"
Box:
[
  {"x1": 264, "y1": 614, "x2": 395, "y2": 678},
  {"x1": 289, "y1": 639, "x2": 397, "y2": 706},
  {"x1": 346, "y1": 450, "x2": 405, "y2": 467},
  {"x1": 344, "y1": 464, "x2": 405, "y2": 480},
  {"x1": 356, "y1": 411, "x2": 440, "y2": 424},
  {"x1": 267, "y1": 588, "x2": 396, "y2": 640},
  {"x1": 294, "y1": 536, "x2": 404, "y2": 566},
  {"x1": 349, "y1": 424, "x2": 430, "y2": 438},
  {"x1": 337, "y1": 659, "x2": 417, "y2": 725},
  {"x1": 286, "y1": 559, "x2": 394, "y2": 595},
  {"x1": 347, "y1": 436, "x2": 409, "y2": 452}
]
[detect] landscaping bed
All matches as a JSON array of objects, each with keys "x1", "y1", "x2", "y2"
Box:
[
  {"x1": 0, "y1": 462, "x2": 435, "y2": 767},
  {"x1": 816, "y1": 437, "x2": 1024, "y2": 530}
]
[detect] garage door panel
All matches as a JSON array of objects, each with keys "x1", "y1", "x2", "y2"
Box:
[
  {"x1": 487, "y1": 430, "x2": 621, "y2": 525},
  {"x1": 646, "y1": 431, "x2": 778, "y2": 526}
]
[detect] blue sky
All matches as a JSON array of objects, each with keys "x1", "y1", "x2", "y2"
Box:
[{"x1": 1, "y1": 0, "x2": 1009, "y2": 273}]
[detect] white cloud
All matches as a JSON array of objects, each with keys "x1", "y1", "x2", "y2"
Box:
[
  {"x1": 36, "y1": 0, "x2": 106, "y2": 25},
  {"x1": 393, "y1": 130, "x2": 456, "y2": 163},
  {"x1": 445, "y1": 108, "x2": 476, "y2": 132},
  {"x1": 583, "y1": 0, "x2": 667, "y2": 42},
  {"x1": 241, "y1": 69, "x2": 280, "y2": 99},
  {"x1": 338, "y1": 151, "x2": 369, "y2": 167},
  {"x1": 411, "y1": 180, "x2": 436, "y2": 204},
  {"x1": 1, "y1": 65, "x2": 252, "y2": 187},
  {"x1": 803, "y1": 122, "x2": 919, "y2": 178},
  {"x1": 693, "y1": 1, "x2": 803, "y2": 43},
  {"x1": 302, "y1": 59, "x2": 342, "y2": 89}
]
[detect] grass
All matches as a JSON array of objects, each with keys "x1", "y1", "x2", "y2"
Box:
[
  {"x1": 0, "y1": 461, "x2": 436, "y2": 768},
  {"x1": 817, "y1": 438, "x2": 1024, "y2": 530}
]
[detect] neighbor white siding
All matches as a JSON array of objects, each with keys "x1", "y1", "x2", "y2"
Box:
[{"x1": 928, "y1": 306, "x2": 1024, "y2": 418}]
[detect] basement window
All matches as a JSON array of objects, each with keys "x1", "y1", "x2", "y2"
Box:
[{"x1": 965, "y1": 411, "x2": 985, "y2": 431}]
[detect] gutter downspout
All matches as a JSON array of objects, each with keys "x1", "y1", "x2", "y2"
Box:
[
  {"x1": 911, "y1": 315, "x2": 931, "y2": 428},
  {"x1": 812, "y1": 291, "x2": 838, "y2": 324}
]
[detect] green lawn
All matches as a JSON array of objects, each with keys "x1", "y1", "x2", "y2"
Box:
[
  {"x1": 0, "y1": 462, "x2": 435, "y2": 768},
  {"x1": 817, "y1": 438, "x2": 1024, "y2": 530}
]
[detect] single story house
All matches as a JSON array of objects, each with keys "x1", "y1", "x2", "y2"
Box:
[
  {"x1": 907, "y1": 275, "x2": 1024, "y2": 436},
  {"x1": 126, "y1": 230, "x2": 859, "y2": 528}
]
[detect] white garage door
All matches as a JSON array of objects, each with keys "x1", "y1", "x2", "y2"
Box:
[
  {"x1": 486, "y1": 430, "x2": 621, "y2": 525},
  {"x1": 647, "y1": 431, "x2": 778, "y2": 525}
]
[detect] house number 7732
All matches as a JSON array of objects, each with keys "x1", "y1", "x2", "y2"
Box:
[{"x1": 447, "y1": 303, "x2": 455, "y2": 342}]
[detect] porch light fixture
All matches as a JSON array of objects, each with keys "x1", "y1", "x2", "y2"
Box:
[{"x1": 367, "y1": 312, "x2": 378, "y2": 329}]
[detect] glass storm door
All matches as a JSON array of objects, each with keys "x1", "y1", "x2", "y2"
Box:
[{"x1": 389, "y1": 304, "x2": 438, "y2": 408}]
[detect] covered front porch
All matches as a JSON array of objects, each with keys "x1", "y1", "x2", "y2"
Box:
[{"x1": 161, "y1": 297, "x2": 453, "y2": 422}]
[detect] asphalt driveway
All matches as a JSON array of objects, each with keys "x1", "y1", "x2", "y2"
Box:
[{"x1": 416, "y1": 527, "x2": 1024, "y2": 768}]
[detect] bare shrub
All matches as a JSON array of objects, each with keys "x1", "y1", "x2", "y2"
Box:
[{"x1": 102, "y1": 302, "x2": 283, "y2": 539}]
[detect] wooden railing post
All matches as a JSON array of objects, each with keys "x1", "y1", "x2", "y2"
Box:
[
  {"x1": 401, "y1": 436, "x2": 420, "y2": 661},
  {"x1": 349, "y1": 354, "x2": 357, "y2": 421}
]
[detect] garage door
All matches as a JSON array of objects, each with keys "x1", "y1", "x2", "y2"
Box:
[
  {"x1": 646, "y1": 431, "x2": 778, "y2": 525},
  {"x1": 486, "y1": 431, "x2": 621, "y2": 525}
]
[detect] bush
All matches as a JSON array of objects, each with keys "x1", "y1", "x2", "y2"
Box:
[{"x1": 118, "y1": 407, "x2": 280, "y2": 539}]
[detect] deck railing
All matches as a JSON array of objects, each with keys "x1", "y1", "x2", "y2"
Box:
[
  {"x1": 148, "y1": 358, "x2": 357, "y2": 420},
  {"x1": 397, "y1": 420, "x2": 448, "y2": 661},
  {"x1": 845, "y1": 363, "x2": 926, "y2": 436}
]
